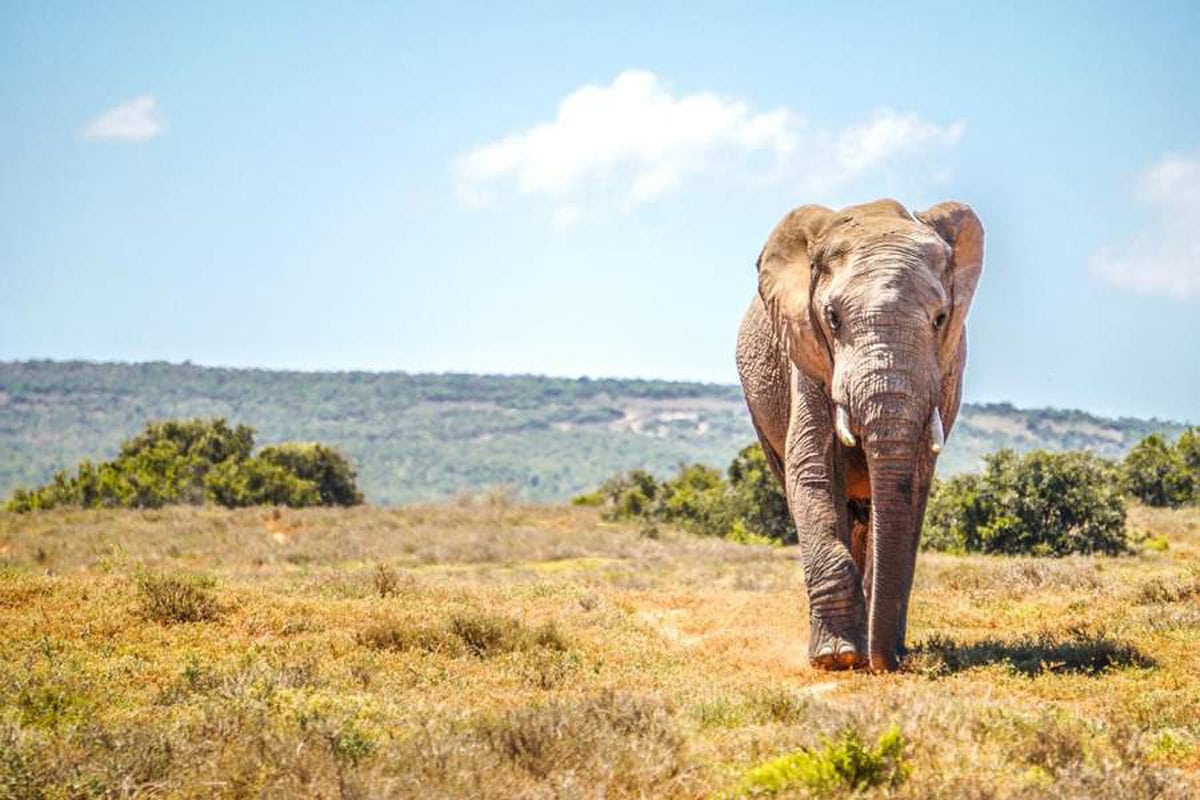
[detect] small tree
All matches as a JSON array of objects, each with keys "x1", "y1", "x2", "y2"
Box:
[
  {"x1": 1122, "y1": 434, "x2": 1195, "y2": 508},
  {"x1": 923, "y1": 449, "x2": 1129, "y2": 555}
]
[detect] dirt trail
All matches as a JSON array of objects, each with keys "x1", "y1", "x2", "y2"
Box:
[{"x1": 630, "y1": 589, "x2": 857, "y2": 698}]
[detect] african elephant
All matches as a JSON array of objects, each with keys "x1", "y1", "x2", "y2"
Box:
[{"x1": 736, "y1": 199, "x2": 984, "y2": 672}]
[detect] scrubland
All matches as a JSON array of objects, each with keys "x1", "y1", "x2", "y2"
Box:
[{"x1": 1, "y1": 500, "x2": 1198, "y2": 798}]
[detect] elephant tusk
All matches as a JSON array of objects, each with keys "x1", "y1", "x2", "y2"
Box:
[
  {"x1": 835, "y1": 404, "x2": 857, "y2": 448},
  {"x1": 930, "y1": 407, "x2": 945, "y2": 454}
]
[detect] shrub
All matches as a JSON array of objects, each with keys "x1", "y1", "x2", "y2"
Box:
[
  {"x1": 450, "y1": 612, "x2": 527, "y2": 658},
  {"x1": 258, "y1": 443, "x2": 364, "y2": 506},
  {"x1": 923, "y1": 449, "x2": 1129, "y2": 556},
  {"x1": 372, "y1": 563, "x2": 401, "y2": 598},
  {"x1": 1177, "y1": 427, "x2": 1200, "y2": 473},
  {"x1": 594, "y1": 469, "x2": 663, "y2": 520},
  {"x1": 356, "y1": 612, "x2": 568, "y2": 659},
  {"x1": 726, "y1": 444, "x2": 795, "y2": 544},
  {"x1": 1122, "y1": 433, "x2": 1196, "y2": 508},
  {"x1": 6, "y1": 417, "x2": 363, "y2": 511},
  {"x1": 203, "y1": 457, "x2": 321, "y2": 508},
  {"x1": 657, "y1": 463, "x2": 732, "y2": 535},
  {"x1": 356, "y1": 621, "x2": 462, "y2": 655},
  {"x1": 480, "y1": 691, "x2": 683, "y2": 786},
  {"x1": 121, "y1": 418, "x2": 254, "y2": 465},
  {"x1": 135, "y1": 573, "x2": 221, "y2": 624},
  {"x1": 729, "y1": 725, "x2": 910, "y2": 797},
  {"x1": 574, "y1": 443, "x2": 793, "y2": 544}
]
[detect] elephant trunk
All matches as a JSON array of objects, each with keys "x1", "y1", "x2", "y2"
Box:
[
  {"x1": 854, "y1": 367, "x2": 931, "y2": 672},
  {"x1": 865, "y1": 452, "x2": 919, "y2": 671}
]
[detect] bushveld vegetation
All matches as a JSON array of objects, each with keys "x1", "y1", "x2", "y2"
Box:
[
  {"x1": 922, "y1": 449, "x2": 1130, "y2": 555},
  {"x1": 1, "y1": 360, "x2": 1188, "y2": 504},
  {"x1": 573, "y1": 444, "x2": 794, "y2": 544},
  {"x1": 1122, "y1": 430, "x2": 1200, "y2": 508},
  {"x1": 581, "y1": 430, "x2": 1200, "y2": 556},
  {"x1": 1, "y1": 501, "x2": 1198, "y2": 798},
  {"x1": 5, "y1": 418, "x2": 362, "y2": 512}
]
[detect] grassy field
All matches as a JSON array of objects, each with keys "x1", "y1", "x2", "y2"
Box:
[{"x1": 1, "y1": 501, "x2": 1198, "y2": 798}]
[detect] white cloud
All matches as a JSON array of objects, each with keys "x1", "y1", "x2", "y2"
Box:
[
  {"x1": 453, "y1": 70, "x2": 964, "y2": 224},
  {"x1": 81, "y1": 95, "x2": 164, "y2": 142},
  {"x1": 1092, "y1": 151, "x2": 1200, "y2": 299},
  {"x1": 834, "y1": 111, "x2": 965, "y2": 177}
]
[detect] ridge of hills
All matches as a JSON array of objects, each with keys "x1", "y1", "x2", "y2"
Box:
[{"x1": 0, "y1": 360, "x2": 1189, "y2": 505}]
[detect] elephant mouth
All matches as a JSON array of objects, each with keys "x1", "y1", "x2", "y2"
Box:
[
  {"x1": 844, "y1": 444, "x2": 871, "y2": 501},
  {"x1": 835, "y1": 402, "x2": 944, "y2": 456}
]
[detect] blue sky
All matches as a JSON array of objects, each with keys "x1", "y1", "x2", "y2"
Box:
[{"x1": 2, "y1": 2, "x2": 1198, "y2": 421}]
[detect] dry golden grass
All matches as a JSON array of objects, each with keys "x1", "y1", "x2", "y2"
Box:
[{"x1": 1, "y1": 500, "x2": 1198, "y2": 798}]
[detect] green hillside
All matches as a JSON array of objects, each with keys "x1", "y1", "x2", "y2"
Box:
[{"x1": 0, "y1": 360, "x2": 1189, "y2": 505}]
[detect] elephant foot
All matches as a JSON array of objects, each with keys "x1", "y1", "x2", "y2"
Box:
[
  {"x1": 812, "y1": 642, "x2": 865, "y2": 670},
  {"x1": 808, "y1": 614, "x2": 867, "y2": 671}
]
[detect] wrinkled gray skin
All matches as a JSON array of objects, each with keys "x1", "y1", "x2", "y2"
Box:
[{"x1": 736, "y1": 199, "x2": 984, "y2": 671}]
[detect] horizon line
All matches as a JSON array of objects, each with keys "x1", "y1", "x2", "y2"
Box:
[{"x1": 2, "y1": 357, "x2": 1192, "y2": 426}]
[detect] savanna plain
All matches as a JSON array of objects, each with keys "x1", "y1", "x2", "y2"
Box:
[{"x1": 1, "y1": 501, "x2": 1198, "y2": 799}]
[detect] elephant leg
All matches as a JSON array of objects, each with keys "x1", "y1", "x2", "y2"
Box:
[{"x1": 787, "y1": 373, "x2": 866, "y2": 670}]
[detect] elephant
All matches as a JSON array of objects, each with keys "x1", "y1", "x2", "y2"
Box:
[{"x1": 736, "y1": 198, "x2": 984, "y2": 672}]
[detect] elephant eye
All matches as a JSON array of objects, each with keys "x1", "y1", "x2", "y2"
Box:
[
  {"x1": 933, "y1": 310, "x2": 948, "y2": 331},
  {"x1": 825, "y1": 305, "x2": 841, "y2": 332}
]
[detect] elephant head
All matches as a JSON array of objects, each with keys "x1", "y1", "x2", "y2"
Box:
[{"x1": 757, "y1": 198, "x2": 983, "y2": 670}]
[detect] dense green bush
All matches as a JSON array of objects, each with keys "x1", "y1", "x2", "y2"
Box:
[
  {"x1": 258, "y1": 443, "x2": 364, "y2": 506},
  {"x1": 573, "y1": 443, "x2": 794, "y2": 544},
  {"x1": 923, "y1": 449, "x2": 1129, "y2": 556},
  {"x1": 730, "y1": 726, "x2": 909, "y2": 797},
  {"x1": 725, "y1": 444, "x2": 795, "y2": 543},
  {"x1": 203, "y1": 457, "x2": 321, "y2": 508},
  {"x1": 5, "y1": 418, "x2": 362, "y2": 512},
  {"x1": 656, "y1": 463, "x2": 732, "y2": 535},
  {"x1": 1121, "y1": 432, "x2": 1197, "y2": 508},
  {"x1": 573, "y1": 469, "x2": 661, "y2": 517},
  {"x1": 1177, "y1": 428, "x2": 1200, "y2": 473},
  {"x1": 581, "y1": 431, "x2": 1198, "y2": 555}
]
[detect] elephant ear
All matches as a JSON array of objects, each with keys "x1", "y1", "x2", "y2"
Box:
[
  {"x1": 916, "y1": 201, "x2": 984, "y2": 363},
  {"x1": 757, "y1": 205, "x2": 836, "y2": 381}
]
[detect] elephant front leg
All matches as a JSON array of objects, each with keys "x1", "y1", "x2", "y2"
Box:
[
  {"x1": 786, "y1": 380, "x2": 867, "y2": 670},
  {"x1": 791, "y1": 483, "x2": 867, "y2": 669}
]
